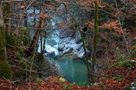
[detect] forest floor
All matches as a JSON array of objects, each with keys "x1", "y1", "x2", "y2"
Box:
[{"x1": 0, "y1": 55, "x2": 136, "y2": 90}]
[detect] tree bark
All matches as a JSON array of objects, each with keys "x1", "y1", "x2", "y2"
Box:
[
  {"x1": 90, "y1": 1, "x2": 99, "y2": 82},
  {"x1": 0, "y1": 2, "x2": 11, "y2": 79}
]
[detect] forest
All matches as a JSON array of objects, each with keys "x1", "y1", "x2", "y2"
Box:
[{"x1": 0, "y1": 0, "x2": 136, "y2": 90}]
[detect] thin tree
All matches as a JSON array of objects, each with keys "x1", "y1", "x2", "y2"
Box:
[
  {"x1": 90, "y1": 0, "x2": 99, "y2": 82},
  {"x1": 0, "y1": 2, "x2": 11, "y2": 79}
]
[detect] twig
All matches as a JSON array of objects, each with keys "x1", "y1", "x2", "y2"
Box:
[{"x1": 114, "y1": 0, "x2": 131, "y2": 55}]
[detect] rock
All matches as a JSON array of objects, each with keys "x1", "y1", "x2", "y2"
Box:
[{"x1": 47, "y1": 51, "x2": 56, "y2": 57}]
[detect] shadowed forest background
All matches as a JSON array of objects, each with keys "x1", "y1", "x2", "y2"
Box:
[{"x1": 0, "y1": 0, "x2": 136, "y2": 90}]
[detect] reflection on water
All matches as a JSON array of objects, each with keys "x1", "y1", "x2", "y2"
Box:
[{"x1": 46, "y1": 55, "x2": 89, "y2": 85}]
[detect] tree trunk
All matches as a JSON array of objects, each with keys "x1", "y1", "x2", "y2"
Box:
[
  {"x1": 90, "y1": 1, "x2": 99, "y2": 82},
  {"x1": 0, "y1": 2, "x2": 11, "y2": 79}
]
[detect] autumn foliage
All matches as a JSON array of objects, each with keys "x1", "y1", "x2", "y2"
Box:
[
  {"x1": 0, "y1": 59, "x2": 136, "y2": 90},
  {"x1": 0, "y1": 0, "x2": 136, "y2": 90}
]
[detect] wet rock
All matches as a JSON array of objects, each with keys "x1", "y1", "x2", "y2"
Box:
[{"x1": 46, "y1": 51, "x2": 56, "y2": 57}]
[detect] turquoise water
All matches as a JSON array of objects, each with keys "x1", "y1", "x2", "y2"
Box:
[{"x1": 47, "y1": 55, "x2": 89, "y2": 85}]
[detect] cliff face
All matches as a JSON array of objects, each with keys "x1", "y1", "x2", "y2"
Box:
[{"x1": 42, "y1": 30, "x2": 84, "y2": 58}]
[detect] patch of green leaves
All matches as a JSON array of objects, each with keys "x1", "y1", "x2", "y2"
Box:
[
  {"x1": 117, "y1": 56, "x2": 132, "y2": 68},
  {"x1": 113, "y1": 75, "x2": 124, "y2": 81}
]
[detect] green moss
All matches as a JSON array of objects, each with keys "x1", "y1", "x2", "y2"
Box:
[
  {"x1": 121, "y1": 61, "x2": 132, "y2": 68},
  {"x1": 6, "y1": 33, "x2": 16, "y2": 46},
  {"x1": 0, "y1": 61, "x2": 11, "y2": 78},
  {"x1": 0, "y1": 27, "x2": 5, "y2": 47},
  {"x1": 0, "y1": 26, "x2": 12, "y2": 79}
]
